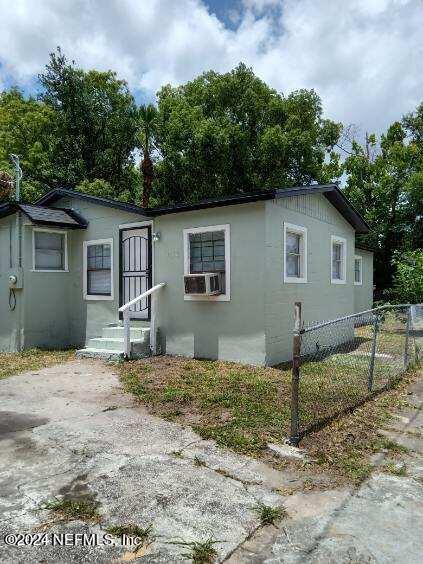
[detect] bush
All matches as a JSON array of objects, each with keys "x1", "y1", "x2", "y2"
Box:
[{"x1": 392, "y1": 250, "x2": 423, "y2": 304}]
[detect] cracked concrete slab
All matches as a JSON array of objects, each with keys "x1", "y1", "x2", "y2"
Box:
[
  {"x1": 228, "y1": 377, "x2": 423, "y2": 564},
  {"x1": 1, "y1": 359, "x2": 422, "y2": 563},
  {"x1": 0, "y1": 359, "x2": 289, "y2": 562}
]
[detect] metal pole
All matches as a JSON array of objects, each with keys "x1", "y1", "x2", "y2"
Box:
[
  {"x1": 10, "y1": 155, "x2": 22, "y2": 267},
  {"x1": 404, "y1": 306, "x2": 411, "y2": 368},
  {"x1": 368, "y1": 314, "x2": 379, "y2": 392},
  {"x1": 10, "y1": 154, "x2": 21, "y2": 202},
  {"x1": 289, "y1": 301, "x2": 302, "y2": 446}
]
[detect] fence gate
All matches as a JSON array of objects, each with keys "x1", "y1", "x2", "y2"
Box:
[{"x1": 120, "y1": 227, "x2": 151, "y2": 319}]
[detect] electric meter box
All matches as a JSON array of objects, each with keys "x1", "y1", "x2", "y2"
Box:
[{"x1": 8, "y1": 268, "x2": 24, "y2": 289}]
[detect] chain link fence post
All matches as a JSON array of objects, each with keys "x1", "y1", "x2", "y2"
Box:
[
  {"x1": 368, "y1": 314, "x2": 379, "y2": 392},
  {"x1": 404, "y1": 305, "x2": 412, "y2": 369},
  {"x1": 289, "y1": 301, "x2": 302, "y2": 446}
]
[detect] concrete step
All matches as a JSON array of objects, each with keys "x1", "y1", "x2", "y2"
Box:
[
  {"x1": 102, "y1": 326, "x2": 150, "y2": 340},
  {"x1": 75, "y1": 348, "x2": 124, "y2": 361},
  {"x1": 87, "y1": 337, "x2": 147, "y2": 352},
  {"x1": 106, "y1": 320, "x2": 150, "y2": 328},
  {"x1": 76, "y1": 342, "x2": 150, "y2": 360}
]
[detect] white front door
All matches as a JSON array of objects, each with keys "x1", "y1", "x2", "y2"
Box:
[{"x1": 121, "y1": 227, "x2": 151, "y2": 319}]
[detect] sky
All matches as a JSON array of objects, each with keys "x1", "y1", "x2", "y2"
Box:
[{"x1": 0, "y1": 0, "x2": 422, "y2": 138}]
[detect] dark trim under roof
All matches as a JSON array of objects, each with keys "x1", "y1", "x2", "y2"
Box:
[
  {"x1": 36, "y1": 188, "x2": 149, "y2": 216},
  {"x1": 148, "y1": 190, "x2": 275, "y2": 215},
  {"x1": 34, "y1": 183, "x2": 369, "y2": 234},
  {"x1": 147, "y1": 184, "x2": 369, "y2": 234},
  {"x1": 0, "y1": 202, "x2": 88, "y2": 229}
]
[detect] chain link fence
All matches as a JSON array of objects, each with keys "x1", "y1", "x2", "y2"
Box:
[{"x1": 289, "y1": 303, "x2": 422, "y2": 445}]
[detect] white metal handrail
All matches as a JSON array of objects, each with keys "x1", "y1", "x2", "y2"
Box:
[{"x1": 119, "y1": 282, "x2": 166, "y2": 358}]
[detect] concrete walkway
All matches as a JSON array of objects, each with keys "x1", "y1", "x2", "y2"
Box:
[
  {"x1": 0, "y1": 359, "x2": 422, "y2": 563},
  {"x1": 229, "y1": 379, "x2": 423, "y2": 563}
]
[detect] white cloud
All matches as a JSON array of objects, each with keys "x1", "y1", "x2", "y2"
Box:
[{"x1": 0, "y1": 0, "x2": 421, "y2": 134}]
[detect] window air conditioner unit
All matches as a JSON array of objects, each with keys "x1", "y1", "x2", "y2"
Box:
[{"x1": 184, "y1": 273, "x2": 221, "y2": 296}]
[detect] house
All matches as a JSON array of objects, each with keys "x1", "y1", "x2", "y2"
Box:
[{"x1": 0, "y1": 183, "x2": 373, "y2": 366}]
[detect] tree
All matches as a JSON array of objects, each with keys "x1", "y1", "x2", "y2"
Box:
[
  {"x1": 138, "y1": 104, "x2": 157, "y2": 208},
  {"x1": 391, "y1": 250, "x2": 423, "y2": 304},
  {"x1": 0, "y1": 170, "x2": 13, "y2": 201},
  {"x1": 39, "y1": 48, "x2": 138, "y2": 198},
  {"x1": 343, "y1": 114, "x2": 422, "y2": 296},
  {"x1": 153, "y1": 64, "x2": 341, "y2": 204},
  {"x1": 0, "y1": 88, "x2": 56, "y2": 202}
]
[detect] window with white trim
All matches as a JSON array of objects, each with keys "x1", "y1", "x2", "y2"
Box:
[
  {"x1": 354, "y1": 255, "x2": 363, "y2": 285},
  {"x1": 183, "y1": 224, "x2": 230, "y2": 301},
  {"x1": 283, "y1": 223, "x2": 307, "y2": 283},
  {"x1": 83, "y1": 239, "x2": 113, "y2": 300},
  {"x1": 331, "y1": 235, "x2": 347, "y2": 284},
  {"x1": 33, "y1": 229, "x2": 67, "y2": 271}
]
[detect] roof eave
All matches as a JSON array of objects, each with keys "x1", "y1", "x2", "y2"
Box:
[
  {"x1": 36, "y1": 188, "x2": 150, "y2": 216},
  {"x1": 30, "y1": 219, "x2": 87, "y2": 230},
  {"x1": 324, "y1": 188, "x2": 370, "y2": 234},
  {"x1": 148, "y1": 191, "x2": 275, "y2": 216},
  {"x1": 34, "y1": 183, "x2": 370, "y2": 234},
  {"x1": 0, "y1": 202, "x2": 16, "y2": 219}
]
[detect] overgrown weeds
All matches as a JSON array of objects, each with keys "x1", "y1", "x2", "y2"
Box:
[
  {"x1": 43, "y1": 497, "x2": 100, "y2": 523},
  {"x1": 174, "y1": 538, "x2": 219, "y2": 563},
  {"x1": 253, "y1": 503, "x2": 287, "y2": 526},
  {"x1": 105, "y1": 523, "x2": 152, "y2": 543}
]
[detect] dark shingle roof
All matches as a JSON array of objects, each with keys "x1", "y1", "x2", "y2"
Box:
[
  {"x1": 0, "y1": 203, "x2": 87, "y2": 229},
  {"x1": 19, "y1": 204, "x2": 80, "y2": 226}
]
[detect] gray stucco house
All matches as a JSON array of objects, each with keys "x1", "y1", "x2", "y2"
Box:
[{"x1": 0, "y1": 183, "x2": 373, "y2": 366}]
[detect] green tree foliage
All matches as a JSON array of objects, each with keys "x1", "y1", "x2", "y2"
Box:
[
  {"x1": 153, "y1": 64, "x2": 342, "y2": 204},
  {"x1": 0, "y1": 88, "x2": 56, "y2": 201},
  {"x1": 392, "y1": 250, "x2": 423, "y2": 304},
  {"x1": 138, "y1": 104, "x2": 158, "y2": 207},
  {"x1": 343, "y1": 115, "x2": 423, "y2": 296},
  {"x1": 39, "y1": 48, "x2": 138, "y2": 199},
  {"x1": 76, "y1": 175, "x2": 141, "y2": 203}
]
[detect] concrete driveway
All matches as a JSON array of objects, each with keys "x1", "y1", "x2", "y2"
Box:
[
  {"x1": 0, "y1": 359, "x2": 295, "y2": 562},
  {"x1": 0, "y1": 359, "x2": 422, "y2": 563}
]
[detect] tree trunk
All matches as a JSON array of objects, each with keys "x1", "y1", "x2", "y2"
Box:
[{"x1": 141, "y1": 152, "x2": 154, "y2": 208}]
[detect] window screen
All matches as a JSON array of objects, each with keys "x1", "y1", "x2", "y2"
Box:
[
  {"x1": 286, "y1": 232, "x2": 301, "y2": 277},
  {"x1": 189, "y1": 231, "x2": 225, "y2": 274},
  {"x1": 354, "y1": 258, "x2": 362, "y2": 283},
  {"x1": 87, "y1": 244, "x2": 111, "y2": 295},
  {"x1": 34, "y1": 231, "x2": 65, "y2": 270},
  {"x1": 332, "y1": 243, "x2": 343, "y2": 279}
]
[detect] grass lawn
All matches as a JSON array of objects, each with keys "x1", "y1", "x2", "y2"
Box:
[
  {"x1": 0, "y1": 349, "x2": 75, "y2": 380},
  {"x1": 120, "y1": 356, "x2": 292, "y2": 454},
  {"x1": 119, "y1": 354, "x2": 420, "y2": 484}
]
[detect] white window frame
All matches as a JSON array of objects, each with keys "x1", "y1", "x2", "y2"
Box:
[
  {"x1": 354, "y1": 254, "x2": 363, "y2": 286},
  {"x1": 32, "y1": 228, "x2": 68, "y2": 272},
  {"x1": 83, "y1": 238, "x2": 114, "y2": 301},
  {"x1": 283, "y1": 222, "x2": 308, "y2": 284},
  {"x1": 183, "y1": 224, "x2": 230, "y2": 302},
  {"x1": 331, "y1": 235, "x2": 347, "y2": 284}
]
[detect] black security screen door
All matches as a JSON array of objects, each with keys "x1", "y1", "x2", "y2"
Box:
[{"x1": 120, "y1": 227, "x2": 151, "y2": 319}]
